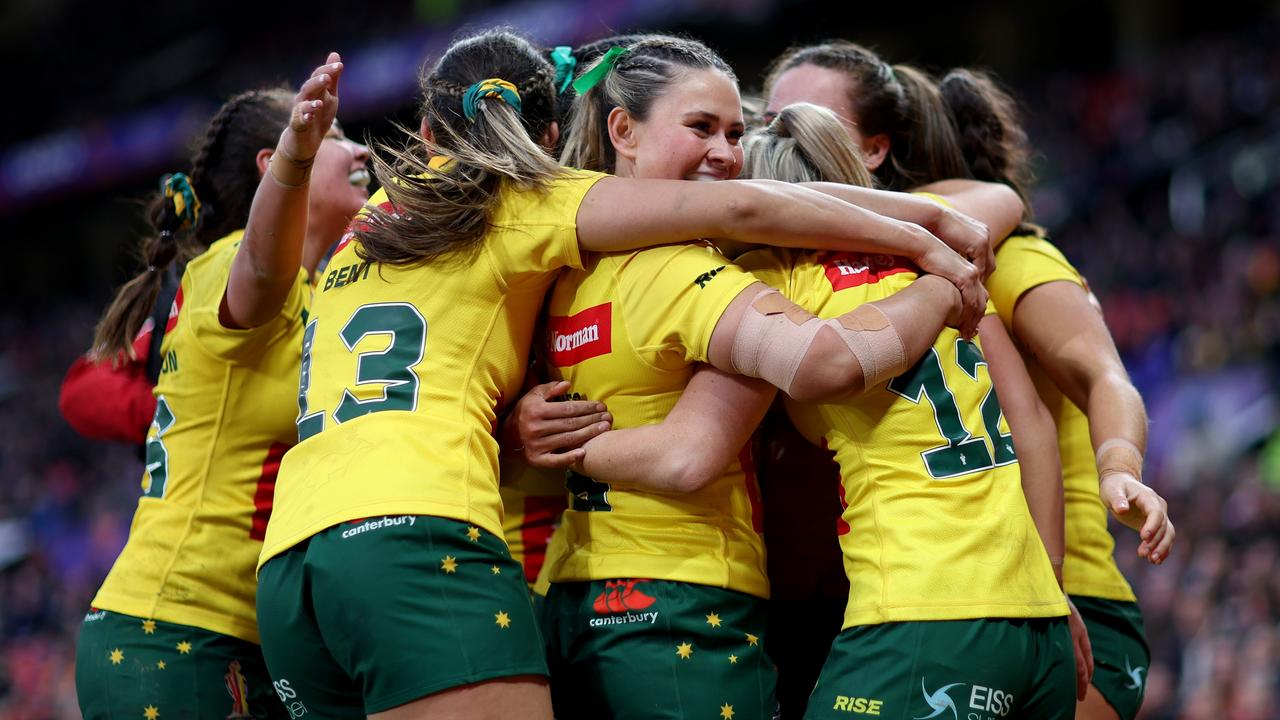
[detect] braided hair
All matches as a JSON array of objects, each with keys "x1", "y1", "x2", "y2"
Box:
[
  {"x1": 938, "y1": 68, "x2": 1035, "y2": 217},
  {"x1": 91, "y1": 88, "x2": 292, "y2": 361}
]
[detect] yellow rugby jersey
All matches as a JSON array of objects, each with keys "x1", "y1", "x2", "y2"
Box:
[
  {"x1": 93, "y1": 232, "x2": 309, "y2": 643},
  {"x1": 739, "y1": 248, "x2": 1068, "y2": 628},
  {"x1": 988, "y1": 234, "x2": 1136, "y2": 601},
  {"x1": 499, "y1": 460, "x2": 567, "y2": 587},
  {"x1": 260, "y1": 170, "x2": 606, "y2": 567},
  {"x1": 542, "y1": 242, "x2": 768, "y2": 597}
]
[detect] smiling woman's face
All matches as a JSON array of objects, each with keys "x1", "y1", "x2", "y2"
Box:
[{"x1": 617, "y1": 68, "x2": 746, "y2": 182}]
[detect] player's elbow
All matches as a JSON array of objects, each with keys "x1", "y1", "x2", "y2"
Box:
[
  {"x1": 787, "y1": 334, "x2": 866, "y2": 403},
  {"x1": 655, "y1": 436, "x2": 727, "y2": 493},
  {"x1": 662, "y1": 454, "x2": 722, "y2": 493}
]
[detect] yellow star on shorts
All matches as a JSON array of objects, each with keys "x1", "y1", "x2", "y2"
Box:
[
  {"x1": 745, "y1": 633, "x2": 759, "y2": 646},
  {"x1": 495, "y1": 611, "x2": 511, "y2": 629},
  {"x1": 176, "y1": 641, "x2": 192, "y2": 655},
  {"x1": 466, "y1": 526, "x2": 481, "y2": 542},
  {"x1": 144, "y1": 705, "x2": 160, "y2": 720},
  {"x1": 156, "y1": 661, "x2": 166, "y2": 670},
  {"x1": 141, "y1": 619, "x2": 157, "y2": 635},
  {"x1": 720, "y1": 703, "x2": 735, "y2": 719},
  {"x1": 491, "y1": 565, "x2": 501, "y2": 575},
  {"x1": 676, "y1": 642, "x2": 693, "y2": 660},
  {"x1": 705, "y1": 612, "x2": 722, "y2": 628},
  {"x1": 109, "y1": 648, "x2": 124, "y2": 665},
  {"x1": 728, "y1": 654, "x2": 739, "y2": 664},
  {"x1": 441, "y1": 556, "x2": 458, "y2": 573}
]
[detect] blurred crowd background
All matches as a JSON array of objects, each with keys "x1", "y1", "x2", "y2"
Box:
[{"x1": 1, "y1": 0, "x2": 1277, "y2": 717}]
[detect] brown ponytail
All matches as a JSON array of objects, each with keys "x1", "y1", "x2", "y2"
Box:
[
  {"x1": 356, "y1": 30, "x2": 561, "y2": 268},
  {"x1": 938, "y1": 68, "x2": 1035, "y2": 212},
  {"x1": 90, "y1": 88, "x2": 292, "y2": 362},
  {"x1": 887, "y1": 64, "x2": 970, "y2": 189}
]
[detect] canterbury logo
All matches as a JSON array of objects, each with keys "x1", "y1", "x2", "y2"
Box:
[
  {"x1": 548, "y1": 303, "x2": 612, "y2": 367},
  {"x1": 592, "y1": 579, "x2": 656, "y2": 614},
  {"x1": 823, "y1": 252, "x2": 916, "y2": 291}
]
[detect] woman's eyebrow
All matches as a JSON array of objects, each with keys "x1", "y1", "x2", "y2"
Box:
[{"x1": 682, "y1": 110, "x2": 744, "y2": 128}]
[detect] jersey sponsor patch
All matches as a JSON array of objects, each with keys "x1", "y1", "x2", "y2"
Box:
[
  {"x1": 548, "y1": 302, "x2": 612, "y2": 367},
  {"x1": 822, "y1": 253, "x2": 916, "y2": 292}
]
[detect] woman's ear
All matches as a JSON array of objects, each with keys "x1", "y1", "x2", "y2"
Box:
[
  {"x1": 419, "y1": 117, "x2": 434, "y2": 143},
  {"x1": 541, "y1": 120, "x2": 560, "y2": 152},
  {"x1": 861, "y1": 133, "x2": 891, "y2": 171},
  {"x1": 255, "y1": 148, "x2": 273, "y2": 178},
  {"x1": 607, "y1": 107, "x2": 639, "y2": 163}
]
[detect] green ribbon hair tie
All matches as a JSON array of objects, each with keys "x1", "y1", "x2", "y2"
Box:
[
  {"x1": 462, "y1": 78, "x2": 523, "y2": 122},
  {"x1": 161, "y1": 172, "x2": 201, "y2": 230},
  {"x1": 571, "y1": 46, "x2": 629, "y2": 95},
  {"x1": 551, "y1": 46, "x2": 577, "y2": 94}
]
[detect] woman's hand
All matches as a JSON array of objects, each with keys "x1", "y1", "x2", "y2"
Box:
[
  {"x1": 1100, "y1": 473, "x2": 1175, "y2": 564},
  {"x1": 933, "y1": 206, "x2": 995, "y2": 278},
  {"x1": 911, "y1": 227, "x2": 987, "y2": 339},
  {"x1": 503, "y1": 381, "x2": 612, "y2": 469},
  {"x1": 1067, "y1": 598, "x2": 1095, "y2": 702},
  {"x1": 273, "y1": 52, "x2": 344, "y2": 185}
]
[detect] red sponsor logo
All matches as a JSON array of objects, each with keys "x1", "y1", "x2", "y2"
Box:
[
  {"x1": 592, "y1": 579, "x2": 657, "y2": 614},
  {"x1": 548, "y1": 303, "x2": 612, "y2": 367},
  {"x1": 822, "y1": 252, "x2": 916, "y2": 292}
]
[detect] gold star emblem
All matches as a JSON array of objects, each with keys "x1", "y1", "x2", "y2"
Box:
[
  {"x1": 705, "y1": 612, "x2": 722, "y2": 628},
  {"x1": 491, "y1": 565, "x2": 501, "y2": 575},
  {"x1": 156, "y1": 660, "x2": 166, "y2": 670},
  {"x1": 745, "y1": 633, "x2": 759, "y2": 646},
  {"x1": 466, "y1": 526, "x2": 481, "y2": 542},
  {"x1": 141, "y1": 619, "x2": 157, "y2": 635},
  {"x1": 495, "y1": 611, "x2": 511, "y2": 629},
  {"x1": 728, "y1": 654, "x2": 739, "y2": 664},
  {"x1": 676, "y1": 642, "x2": 693, "y2": 660},
  {"x1": 441, "y1": 556, "x2": 458, "y2": 573},
  {"x1": 720, "y1": 703, "x2": 735, "y2": 719},
  {"x1": 176, "y1": 641, "x2": 192, "y2": 655},
  {"x1": 144, "y1": 705, "x2": 160, "y2": 720},
  {"x1": 109, "y1": 648, "x2": 124, "y2": 665}
]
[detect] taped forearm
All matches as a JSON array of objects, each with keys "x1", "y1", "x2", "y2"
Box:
[{"x1": 728, "y1": 289, "x2": 909, "y2": 398}]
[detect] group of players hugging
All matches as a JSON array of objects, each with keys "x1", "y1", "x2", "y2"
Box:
[{"x1": 63, "y1": 25, "x2": 1174, "y2": 720}]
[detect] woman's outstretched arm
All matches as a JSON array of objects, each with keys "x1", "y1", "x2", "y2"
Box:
[
  {"x1": 222, "y1": 53, "x2": 344, "y2": 329},
  {"x1": 576, "y1": 177, "x2": 987, "y2": 335}
]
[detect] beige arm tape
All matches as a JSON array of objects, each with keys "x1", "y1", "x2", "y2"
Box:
[
  {"x1": 1096, "y1": 438, "x2": 1144, "y2": 480},
  {"x1": 822, "y1": 304, "x2": 909, "y2": 392},
  {"x1": 729, "y1": 289, "x2": 824, "y2": 393}
]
